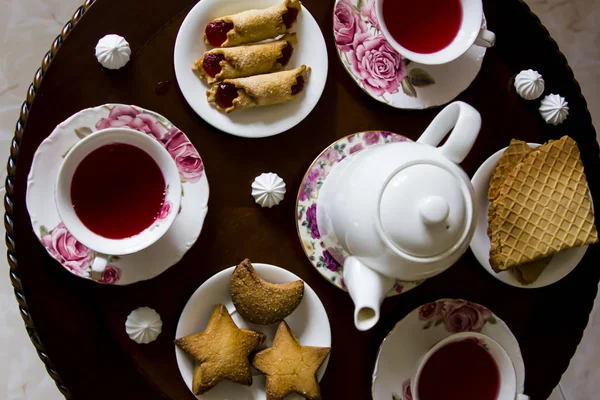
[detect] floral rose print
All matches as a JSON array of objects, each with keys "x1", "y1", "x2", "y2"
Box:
[
  {"x1": 322, "y1": 250, "x2": 340, "y2": 272},
  {"x1": 364, "y1": 131, "x2": 381, "y2": 145},
  {"x1": 99, "y1": 264, "x2": 121, "y2": 284},
  {"x1": 157, "y1": 201, "x2": 172, "y2": 220},
  {"x1": 444, "y1": 299, "x2": 492, "y2": 333},
  {"x1": 349, "y1": 143, "x2": 364, "y2": 154},
  {"x1": 163, "y1": 127, "x2": 204, "y2": 183},
  {"x1": 402, "y1": 378, "x2": 413, "y2": 400},
  {"x1": 361, "y1": 0, "x2": 380, "y2": 30},
  {"x1": 96, "y1": 105, "x2": 166, "y2": 140},
  {"x1": 349, "y1": 32, "x2": 407, "y2": 97},
  {"x1": 41, "y1": 222, "x2": 92, "y2": 277},
  {"x1": 420, "y1": 299, "x2": 495, "y2": 332},
  {"x1": 334, "y1": 0, "x2": 366, "y2": 52},
  {"x1": 334, "y1": 0, "x2": 436, "y2": 101},
  {"x1": 305, "y1": 203, "x2": 320, "y2": 239},
  {"x1": 300, "y1": 166, "x2": 322, "y2": 201},
  {"x1": 419, "y1": 301, "x2": 443, "y2": 321}
]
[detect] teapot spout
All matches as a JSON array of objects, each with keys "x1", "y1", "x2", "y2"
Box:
[{"x1": 343, "y1": 256, "x2": 396, "y2": 331}]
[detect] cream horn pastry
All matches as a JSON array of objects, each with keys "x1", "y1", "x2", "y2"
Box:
[
  {"x1": 194, "y1": 34, "x2": 296, "y2": 84},
  {"x1": 207, "y1": 65, "x2": 310, "y2": 113},
  {"x1": 204, "y1": 0, "x2": 301, "y2": 47}
]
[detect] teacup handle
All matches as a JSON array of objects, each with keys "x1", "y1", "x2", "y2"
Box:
[
  {"x1": 474, "y1": 28, "x2": 496, "y2": 48},
  {"x1": 417, "y1": 101, "x2": 481, "y2": 164},
  {"x1": 90, "y1": 254, "x2": 109, "y2": 281}
]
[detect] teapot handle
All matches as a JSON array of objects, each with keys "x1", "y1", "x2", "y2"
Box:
[{"x1": 417, "y1": 101, "x2": 481, "y2": 164}]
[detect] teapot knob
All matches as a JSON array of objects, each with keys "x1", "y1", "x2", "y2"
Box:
[{"x1": 419, "y1": 196, "x2": 449, "y2": 225}]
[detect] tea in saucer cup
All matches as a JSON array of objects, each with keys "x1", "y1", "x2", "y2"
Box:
[
  {"x1": 55, "y1": 128, "x2": 182, "y2": 280},
  {"x1": 376, "y1": 0, "x2": 495, "y2": 65},
  {"x1": 412, "y1": 332, "x2": 528, "y2": 400}
]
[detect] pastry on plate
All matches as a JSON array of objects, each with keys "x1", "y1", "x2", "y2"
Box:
[
  {"x1": 489, "y1": 136, "x2": 598, "y2": 273},
  {"x1": 207, "y1": 65, "x2": 310, "y2": 113},
  {"x1": 194, "y1": 34, "x2": 296, "y2": 84},
  {"x1": 230, "y1": 258, "x2": 304, "y2": 325},
  {"x1": 174, "y1": 304, "x2": 266, "y2": 394},
  {"x1": 204, "y1": 0, "x2": 301, "y2": 47},
  {"x1": 252, "y1": 321, "x2": 330, "y2": 400}
]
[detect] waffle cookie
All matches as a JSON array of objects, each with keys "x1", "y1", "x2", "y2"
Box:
[{"x1": 489, "y1": 136, "x2": 598, "y2": 272}]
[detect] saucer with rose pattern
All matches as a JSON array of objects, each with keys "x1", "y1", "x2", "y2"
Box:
[
  {"x1": 372, "y1": 299, "x2": 525, "y2": 400},
  {"x1": 296, "y1": 131, "x2": 424, "y2": 296},
  {"x1": 333, "y1": 0, "x2": 487, "y2": 109},
  {"x1": 26, "y1": 104, "x2": 209, "y2": 285}
]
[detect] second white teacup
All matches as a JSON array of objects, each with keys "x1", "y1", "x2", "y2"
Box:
[
  {"x1": 56, "y1": 128, "x2": 182, "y2": 280},
  {"x1": 376, "y1": 0, "x2": 496, "y2": 65},
  {"x1": 411, "y1": 332, "x2": 528, "y2": 400}
]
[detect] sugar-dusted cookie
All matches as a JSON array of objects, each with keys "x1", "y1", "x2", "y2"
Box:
[
  {"x1": 252, "y1": 321, "x2": 330, "y2": 400},
  {"x1": 194, "y1": 34, "x2": 296, "y2": 84},
  {"x1": 204, "y1": 0, "x2": 301, "y2": 47},
  {"x1": 230, "y1": 259, "x2": 304, "y2": 325},
  {"x1": 207, "y1": 65, "x2": 310, "y2": 113},
  {"x1": 174, "y1": 304, "x2": 266, "y2": 394}
]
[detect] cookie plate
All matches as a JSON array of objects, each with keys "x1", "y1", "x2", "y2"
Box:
[
  {"x1": 469, "y1": 144, "x2": 589, "y2": 288},
  {"x1": 175, "y1": 263, "x2": 331, "y2": 399},
  {"x1": 174, "y1": 0, "x2": 328, "y2": 138}
]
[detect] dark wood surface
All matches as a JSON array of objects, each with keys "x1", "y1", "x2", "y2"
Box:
[{"x1": 8, "y1": 0, "x2": 600, "y2": 399}]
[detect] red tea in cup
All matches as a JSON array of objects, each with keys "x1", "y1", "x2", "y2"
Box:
[
  {"x1": 382, "y1": 0, "x2": 463, "y2": 54},
  {"x1": 71, "y1": 143, "x2": 166, "y2": 239},
  {"x1": 417, "y1": 338, "x2": 500, "y2": 400}
]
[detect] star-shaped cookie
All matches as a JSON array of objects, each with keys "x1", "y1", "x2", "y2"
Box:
[
  {"x1": 252, "y1": 321, "x2": 330, "y2": 400},
  {"x1": 174, "y1": 304, "x2": 266, "y2": 394}
]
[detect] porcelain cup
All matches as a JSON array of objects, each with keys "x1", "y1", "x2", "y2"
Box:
[
  {"x1": 375, "y1": 0, "x2": 496, "y2": 65},
  {"x1": 412, "y1": 332, "x2": 529, "y2": 400},
  {"x1": 55, "y1": 128, "x2": 182, "y2": 280}
]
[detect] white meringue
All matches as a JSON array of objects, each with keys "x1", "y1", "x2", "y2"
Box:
[
  {"x1": 539, "y1": 94, "x2": 569, "y2": 125},
  {"x1": 251, "y1": 172, "x2": 286, "y2": 208},
  {"x1": 514, "y1": 69, "x2": 545, "y2": 100},
  {"x1": 125, "y1": 307, "x2": 162, "y2": 344},
  {"x1": 95, "y1": 34, "x2": 131, "y2": 70}
]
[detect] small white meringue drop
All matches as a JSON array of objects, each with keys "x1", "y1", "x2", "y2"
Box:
[
  {"x1": 95, "y1": 34, "x2": 131, "y2": 70},
  {"x1": 251, "y1": 172, "x2": 286, "y2": 208},
  {"x1": 125, "y1": 307, "x2": 162, "y2": 344},
  {"x1": 539, "y1": 94, "x2": 569, "y2": 125},
  {"x1": 514, "y1": 69, "x2": 545, "y2": 100}
]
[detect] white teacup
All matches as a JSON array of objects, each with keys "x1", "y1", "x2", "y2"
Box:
[
  {"x1": 375, "y1": 0, "x2": 496, "y2": 65},
  {"x1": 56, "y1": 128, "x2": 182, "y2": 280},
  {"x1": 412, "y1": 332, "x2": 528, "y2": 400}
]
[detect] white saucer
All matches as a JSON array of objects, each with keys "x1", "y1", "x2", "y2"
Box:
[
  {"x1": 372, "y1": 299, "x2": 525, "y2": 400},
  {"x1": 26, "y1": 104, "x2": 209, "y2": 285},
  {"x1": 174, "y1": 0, "x2": 328, "y2": 138},
  {"x1": 470, "y1": 144, "x2": 589, "y2": 289},
  {"x1": 175, "y1": 263, "x2": 331, "y2": 399},
  {"x1": 333, "y1": 0, "x2": 486, "y2": 109}
]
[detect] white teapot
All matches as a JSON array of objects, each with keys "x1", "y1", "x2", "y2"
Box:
[{"x1": 316, "y1": 102, "x2": 481, "y2": 331}]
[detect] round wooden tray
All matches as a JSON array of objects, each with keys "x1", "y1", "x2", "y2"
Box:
[{"x1": 6, "y1": 0, "x2": 599, "y2": 399}]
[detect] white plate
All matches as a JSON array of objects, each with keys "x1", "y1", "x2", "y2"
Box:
[
  {"x1": 175, "y1": 263, "x2": 331, "y2": 399},
  {"x1": 174, "y1": 0, "x2": 328, "y2": 138},
  {"x1": 372, "y1": 299, "x2": 525, "y2": 400},
  {"x1": 470, "y1": 144, "x2": 589, "y2": 289},
  {"x1": 26, "y1": 104, "x2": 209, "y2": 285}
]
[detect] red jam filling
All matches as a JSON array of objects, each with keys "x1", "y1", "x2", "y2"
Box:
[
  {"x1": 205, "y1": 20, "x2": 234, "y2": 47},
  {"x1": 282, "y1": 7, "x2": 299, "y2": 29},
  {"x1": 291, "y1": 76, "x2": 304, "y2": 95},
  {"x1": 215, "y1": 83, "x2": 239, "y2": 108},
  {"x1": 203, "y1": 53, "x2": 226, "y2": 77},
  {"x1": 277, "y1": 42, "x2": 294, "y2": 66}
]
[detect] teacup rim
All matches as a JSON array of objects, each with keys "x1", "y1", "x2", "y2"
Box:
[
  {"x1": 375, "y1": 0, "x2": 484, "y2": 65},
  {"x1": 55, "y1": 127, "x2": 182, "y2": 255}
]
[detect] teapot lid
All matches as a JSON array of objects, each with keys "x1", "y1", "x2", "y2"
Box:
[{"x1": 378, "y1": 162, "x2": 471, "y2": 258}]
